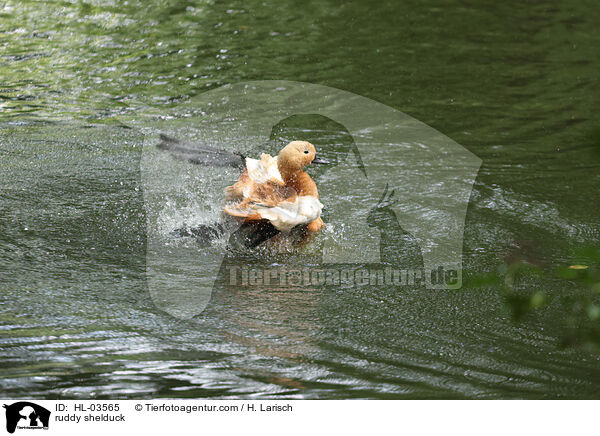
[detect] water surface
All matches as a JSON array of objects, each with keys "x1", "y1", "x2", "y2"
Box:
[{"x1": 1, "y1": 0, "x2": 599, "y2": 398}]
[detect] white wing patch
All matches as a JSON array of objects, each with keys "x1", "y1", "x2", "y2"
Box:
[
  {"x1": 252, "y1": 196, "x2": 323, "y2": 232},
  {"x1": 224, "y1": 195, "x2": 323, "y2": 232},
  {"x1": 245, "y1": 154, "x2": 284, "y2": 185}
]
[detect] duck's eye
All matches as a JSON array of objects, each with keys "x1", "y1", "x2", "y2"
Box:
[{"x1": 304, "y1": 150, "x2": 309, "y2": 154}]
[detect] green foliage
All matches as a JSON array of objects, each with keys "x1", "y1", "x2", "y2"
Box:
[{"x1": 472, "y1": 246, "x2": 600, "y2": 350}]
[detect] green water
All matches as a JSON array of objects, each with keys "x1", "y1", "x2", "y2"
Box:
[{"x1": 1, "y1": 0, "x2": 599, "y2": 398}]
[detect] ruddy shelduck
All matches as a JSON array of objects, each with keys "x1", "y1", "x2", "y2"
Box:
[{"x1": 223, "y1": 141, "x2": 328, "y2": 233}]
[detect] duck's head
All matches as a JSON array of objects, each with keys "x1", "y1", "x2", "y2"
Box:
[{"x1": 277, "y1": 141, "x2": 329, "y2": 172}]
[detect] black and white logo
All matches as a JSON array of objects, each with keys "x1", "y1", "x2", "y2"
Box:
[{"x1": 3, "y1": 402, "x2": 50, "y2": 434}]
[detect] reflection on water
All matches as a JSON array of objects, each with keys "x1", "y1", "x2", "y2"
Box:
[{"x1": 1, "y1": 0, "x2": 600, "y2": 398}]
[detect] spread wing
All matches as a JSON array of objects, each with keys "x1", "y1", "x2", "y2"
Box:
[{"x1": 157, "y1": 134, "x2": 245, "y2": 169}]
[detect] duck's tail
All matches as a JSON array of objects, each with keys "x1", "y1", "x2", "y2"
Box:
[
  {"x1": 230, "y1": 221, "x2": 281, "y2": 249},
  {"x1": 157, "y1": 134, "x2": 246, "y2": 169},
  {"x1": 173, "y1": 220, "x2": 280, "y2": 249}
]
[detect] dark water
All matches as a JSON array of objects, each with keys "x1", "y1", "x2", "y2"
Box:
[{"x1": 1, "y1": 0, "x2": 600, "y2": 398}]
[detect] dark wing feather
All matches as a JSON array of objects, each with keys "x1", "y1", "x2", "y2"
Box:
[{"x1": 157, "y1": 134, "x2": 245, "y2": 169}]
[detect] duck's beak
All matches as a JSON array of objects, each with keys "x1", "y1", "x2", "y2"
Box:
[{"x1": 312, "y1": 156, "x2": 330, "y2": 164}]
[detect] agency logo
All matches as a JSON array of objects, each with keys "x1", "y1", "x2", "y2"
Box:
[
  {"x1": 3, "y1": 402, "x2": 50, "y2": 434},
  {"x1": 140, "y1": 80, "x2": 482, "y2": 318}
]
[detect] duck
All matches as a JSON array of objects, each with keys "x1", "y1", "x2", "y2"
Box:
[
  {"x1": 222, "y1": 140, "x2": 328, "y2": 234},
  {"x1": 157, "y1": 135, "x2": 329, "y2": 247}
]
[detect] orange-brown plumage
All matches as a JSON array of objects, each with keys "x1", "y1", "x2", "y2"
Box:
[{"x1": 223, "y1": 141, "x2": 324, "y2": 232}]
